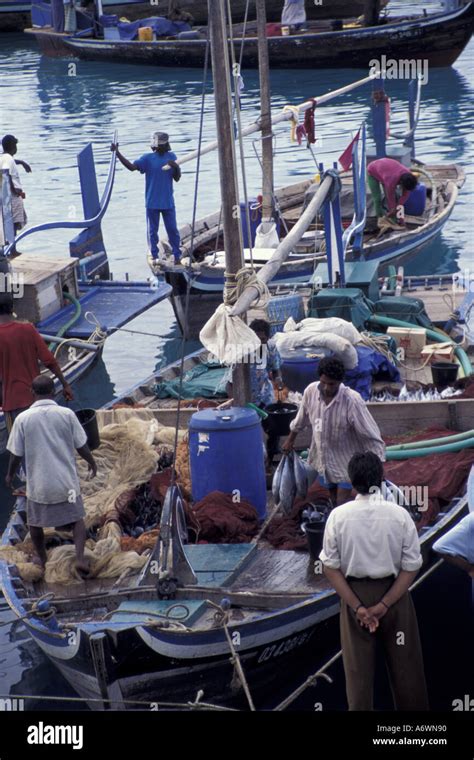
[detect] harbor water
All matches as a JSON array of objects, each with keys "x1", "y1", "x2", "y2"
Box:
[{"x1": 0, "y1": 0, "x2": 473, "y2": 711}]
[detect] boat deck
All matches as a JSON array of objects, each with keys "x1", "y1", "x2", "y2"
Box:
[{"x1": 37, "y1": 280, "x2": 172, "y2": 338}]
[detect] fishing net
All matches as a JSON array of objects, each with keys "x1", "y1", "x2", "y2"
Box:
[{"x1": 192, "y1": 491, "x2": 259, "y2": 543}]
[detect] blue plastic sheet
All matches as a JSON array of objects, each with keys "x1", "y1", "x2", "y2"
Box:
[
  {"x1": 345, "y1": 345, "x2": 400, "y2": 400},
  {"x1": 117, "y1": 17, "x2": 191, "y2": 40}
]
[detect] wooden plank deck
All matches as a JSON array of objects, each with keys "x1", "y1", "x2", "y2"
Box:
[{"x1": 230, "y1": 549, "x2": 328, "y2": 595}]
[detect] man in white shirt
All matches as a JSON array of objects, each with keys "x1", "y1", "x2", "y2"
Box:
[
  {"x1": 6, "y1": 375, "x2": 97, "y2": 577},
  {"x1": 0, "y1": 134, "x2": 30, "y2": 254},
  {"x1": 320, "y1": 451, "x2": 428, "y2": 711},
  {"x1": 433, "y1": 513, "x2": 474, "y2": 578}
]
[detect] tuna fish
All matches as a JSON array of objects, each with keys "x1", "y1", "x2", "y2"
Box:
[
  {"x1": 278, "y1": 453, "x2": 297, "y2": 515},
  {"x1": 293, "y1": 452, "x2": 309, "y2": 500}
]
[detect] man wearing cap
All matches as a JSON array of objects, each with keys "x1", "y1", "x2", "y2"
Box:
[
  {"x1": 111, "y1": 133, "x2": 182, "y2": 264},
  {"x1": 0, "y1": 135, "x2": 31, "y2": 254}
]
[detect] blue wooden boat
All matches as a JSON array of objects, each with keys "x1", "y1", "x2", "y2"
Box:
[
  {"x1": 0, "y1": 139, "x2": 172, "y2": 451},
  {"x1": 25, "y1": 2, "x2": 474, "y2": 69},
  {"x1": 0, "y1": 389, "x2": 472, "y2": 708},
  {"x1": 157, "y1": 77, "x2": 466, "y2": 339}
]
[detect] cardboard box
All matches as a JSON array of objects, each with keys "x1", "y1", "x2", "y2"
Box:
[
  {"x1": 420, "y1": 342, "x2": 455, "y2": 364},
  {"x1": 387, "y1": 326, "x2": 426, "y2": 358}
]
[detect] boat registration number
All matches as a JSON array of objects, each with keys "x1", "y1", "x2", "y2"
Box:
[{"x1": 257, "y1": 629, "x2": 314, "y2": 663}]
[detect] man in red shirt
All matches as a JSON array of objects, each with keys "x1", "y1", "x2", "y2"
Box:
[
  {"x1": 0, "y1": 301, "x2": 74, "y2": 432},
  {"x1": 367, "y1": 157, "x2": 418, "y2": 225}
]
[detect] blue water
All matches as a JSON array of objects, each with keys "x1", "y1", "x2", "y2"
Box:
[{"x1": 0, "y1": 0, "x2": 473, "y2": 710}]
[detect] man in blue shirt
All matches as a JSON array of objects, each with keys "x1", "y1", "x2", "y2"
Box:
[
  {"x1": 111, "y1": 132, "x2": 182, "y2": 263},
  {"x1": 433, "y1": 513, "x2": 474, "y2": 578}
]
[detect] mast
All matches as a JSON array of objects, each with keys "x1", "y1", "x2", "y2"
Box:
[
  {"x1": 208, "y1": 0, "x2": 251, "y2": 405},
  {"x1": 256, "y1": 0, "x2": 274, "y2": 224},
  {"x1": 363, "y1": 0, "x2": 381, "y2": 26}
]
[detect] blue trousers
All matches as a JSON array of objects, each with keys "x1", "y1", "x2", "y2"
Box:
[{"x1": 146, "y1": 207, "x2": 181, "y2": 260}]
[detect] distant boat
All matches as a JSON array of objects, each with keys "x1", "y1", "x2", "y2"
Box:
[
  {"x1": 26, "y1": 2, "x2": 474, "y2": 69},
  {"x1": 0, "y1": 0, "x2": 374, "y2": 33}
]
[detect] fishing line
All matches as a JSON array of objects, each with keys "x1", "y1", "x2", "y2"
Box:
[{"x1": 168, "y1": 25, "x2": 211, "y2": 491}]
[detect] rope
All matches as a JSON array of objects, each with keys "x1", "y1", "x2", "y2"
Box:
[
  {"x1": 0, "y1": 691, "x2": 238, "y2": 711},
  {"x1": 53, "y1": 310, "x2": 107, "y2": 359},
  {"x1": 207, "y1": 599, "x2": 256, "y2": 711},
  {"x1": 226, "y1": 0, "x2": 255, "y2": 271},
  {"x1": 0, "y1": 593, "x2": 58, "y2": 628},
  {"x1": 223, "y1": 266, "x2": 270, "y2": 308},
  {"x1": 282, "y1": 106, "x2": 300, "y2": 142}
]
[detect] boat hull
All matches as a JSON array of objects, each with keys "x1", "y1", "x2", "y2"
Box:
[
  {"x1": 1, "y1": 491, "x2": 467, "y2": 709},
  {"x1": 28, "y1": 4, "x2": 474, "y2": 68}
]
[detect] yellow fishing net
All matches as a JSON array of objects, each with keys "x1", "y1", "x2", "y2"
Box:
[{"x1": 1, "y1": 415, "x2": 185, "y2": 584}]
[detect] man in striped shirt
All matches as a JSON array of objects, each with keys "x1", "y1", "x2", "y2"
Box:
[{"x1": 283, "y1": 356, "x2": 385, "y2": 505}]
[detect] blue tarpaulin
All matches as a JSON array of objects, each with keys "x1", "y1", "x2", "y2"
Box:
[
  {"x1": 117, "y1": 17, "x2": 191, "y2": 40},
  {"x1": 345, "y1": 345, "x2": 400, "y2": 400}
]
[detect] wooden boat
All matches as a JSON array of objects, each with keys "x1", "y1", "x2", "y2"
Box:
[
  {"x1": 161, "y1": 162, "x2": 465, "y2": 338},
  {"x1": 1, "y1": 327, "x2": 473, "y2": 709},
  {"x1": 0, "y1": 471, "x2": 470, "y2": 708},
  {"x1": 1, "y1": 0, "x2": 371, "y2": 33},
  {"x1": 26, "y1": 2, "x2": 474, "y2": 68}
]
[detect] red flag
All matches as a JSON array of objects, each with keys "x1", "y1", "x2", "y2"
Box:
[{"x1": 338, "y1": 129, "x2": 361, "y2": 172}]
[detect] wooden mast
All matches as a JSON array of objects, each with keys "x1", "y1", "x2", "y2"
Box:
[
  {"x1": 208, "y1": 0, "x2": 251, "y2": 404},
  {"x1": 256, "y1": 0, "x2": 274, "y2": 224},
  {"x1": 363, "y1": 0, "x2": 381, "y2": 26}
]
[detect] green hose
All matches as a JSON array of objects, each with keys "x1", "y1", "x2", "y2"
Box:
[
  {"x1": 48, "y1": 292, "x2": 82, "y2": 351},
  {"x1": 388, "y1": 429, "x2": 474, "y2": 451},
  {"x1": 368, "y1": 314, "x2": 472, "y2": 377},
  {"x1": 387, "y1": 265, "x2": 397, "y2": 290},
  {"x1": 246, "y1": 402, "x2": 268, "y2": 420},
  {"x1": 386, "y1": 436, "x2": 474, "y2": 460}
]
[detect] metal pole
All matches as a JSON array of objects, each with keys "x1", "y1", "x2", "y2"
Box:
[
  {"x1": 208, "y1": 0, "x2": 250, "y2": 404},
  {"x1": 256, "y1": 0, "x2": 274, "y2": 224}
]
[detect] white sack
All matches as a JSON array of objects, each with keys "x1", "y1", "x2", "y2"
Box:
[{"x1": 199, "y1": 303, "x2": 261, "y2": 365}]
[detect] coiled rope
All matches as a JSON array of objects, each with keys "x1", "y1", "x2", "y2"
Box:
[{"x1": 223, "y1": 266, "x2": 270, "y2": 308}]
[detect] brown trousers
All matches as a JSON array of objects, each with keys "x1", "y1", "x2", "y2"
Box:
[{"x1": 340, "y1": 577, "x2": 429, "y2": 711}]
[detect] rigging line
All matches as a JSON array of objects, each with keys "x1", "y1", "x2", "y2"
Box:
[
  {"x1": 238, "y1": 0, "x2": 251, "y2": 70},
  {"x1": 226, "y1": 0, "x2": 255, "y2": 272},
  {"x1": 169, "y1": 27, "x2": 211, "y2": 491},
  {"x1": 250, "y1": 137, "x2": 290, "y2": 236}
]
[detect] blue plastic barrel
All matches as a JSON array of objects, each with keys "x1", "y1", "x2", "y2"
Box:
[
  {"x1": 189, "y1": 407, "x2": 267, "y2": 519},
  {"x1": 403, "y1": 182, "x2": 426, "y2": 216},
  {"x1": 240, "y1": 199, "x2": 262, "y2": 248},
  {"x1": 281, "y1": 350, "x2": 329, "y2": 393}
]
